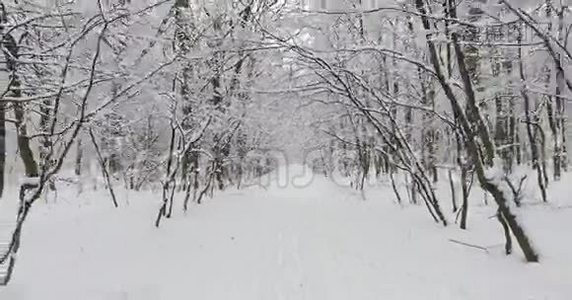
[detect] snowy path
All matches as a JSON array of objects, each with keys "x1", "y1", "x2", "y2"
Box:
[{"x1": 0, "y1": 165, "x2": 571, "y2": 299}]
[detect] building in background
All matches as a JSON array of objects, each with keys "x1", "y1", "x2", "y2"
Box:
[{"x1": 304, "y1": 0, "x2": 380, "y2": 10}]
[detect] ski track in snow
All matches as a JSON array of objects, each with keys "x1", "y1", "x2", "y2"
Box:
[{"x1": 0, "y1": 165, "x2": 571, "y2": 299}]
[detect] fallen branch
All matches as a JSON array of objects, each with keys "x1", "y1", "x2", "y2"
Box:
[{"x1": 448, "y1": 238, "x2": 489, "y2": 253}]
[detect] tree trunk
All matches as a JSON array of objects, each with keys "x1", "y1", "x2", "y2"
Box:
[
  {"x1": 13, "y1": 102, "x2": 39, "y2": 178},
  {"x1": 89, "y1": 129, "x2": 118, "y2": 208},
  {"x1": 1, "y1": 17, "x2": 39, "y2": 178},
  {"x1": 448, "y1": 169, "x2": 457, "y2": 212},
  {"x1": 416, "y1": 0, "x2": 539, "y2": 261},
  {"x1": 75, "y1": 138, "x2": 83, "y2": 177},
  {"x1": 518, "y1": 33, "x2": 548, "y2": 203},
  {"x1": 75, "y1": 137, "x2": 83, "y2": 194},
  {"x1": 0, "y1": 102, "x2": 5, "y2": 198}
]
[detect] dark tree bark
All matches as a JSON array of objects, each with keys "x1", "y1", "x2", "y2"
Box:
[
  {"x1": 1, "y1": 5, "x2": 39, "y2": 178},
  {"x1": 518, "y1": 31, "x2": 548, "y2": 203},
  {"x1": 0, "y1": 102, "x2": 5, "y2": 198},
  {"x1": 155, "y1": 124, "x2": 176, "y2": 227},
  {"x1": 74, "y1": 138, "x2": 83, "y2": 177},
  {"x1": 497, "y1": 208, "x2": 513, "y2": 255},
  {"x1": 417, "y1": 0, "x2": 539, "y2": 261},
  {"x1": 448, "y1": 168, "x2": 457, "y2": 212},
  {"x1": 89, "y1": 129, "x2": 118, "y2": 208}
]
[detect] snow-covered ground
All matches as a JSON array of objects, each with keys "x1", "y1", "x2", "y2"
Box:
[{"x1": 0, "y1": 165, "x2": 571, "y2": 299}]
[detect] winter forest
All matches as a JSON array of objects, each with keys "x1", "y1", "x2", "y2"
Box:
[{"x1": 0, "y1": 0, "x2": 571, "y2": 298}]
